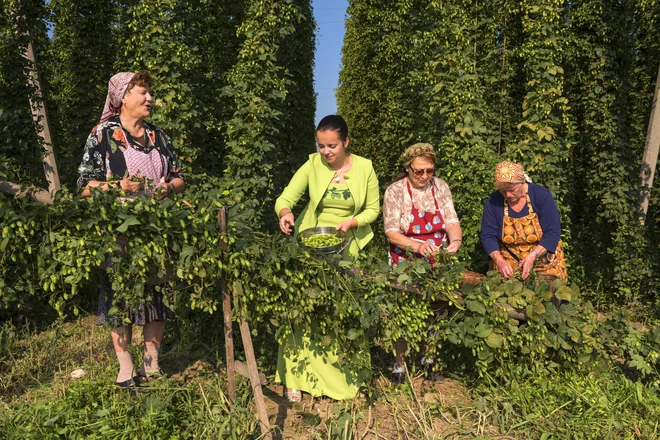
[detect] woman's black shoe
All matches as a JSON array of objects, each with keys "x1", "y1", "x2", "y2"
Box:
[
  {"x1": 391, "y1": 364, "x2": 406, "y2": 384},
  {"x1": 137, "y1": 369, "x2": 165, "y2": 383},
  {"x1": 424, "y1": 362, "x2": 445, "y2": 383},
  {"x1": 115, "y1": 378, "x2": 140, "y2": 394}
]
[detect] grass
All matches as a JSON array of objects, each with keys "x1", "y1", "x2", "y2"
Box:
[
  {"x1": 1, "y1": 313, "x2": 659, "y2": 439},
  {"x1": 472, "y1": 372, "x2": 660, "y2": 439}
]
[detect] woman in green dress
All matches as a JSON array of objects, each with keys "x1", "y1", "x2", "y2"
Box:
[{"x1": 274, "y1": 114, "x2": 380, "y2": 401}]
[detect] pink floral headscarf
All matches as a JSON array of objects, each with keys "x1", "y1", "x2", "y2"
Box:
[{"x1": 99, "y1": 72, "x2": 135, "y2": 124}]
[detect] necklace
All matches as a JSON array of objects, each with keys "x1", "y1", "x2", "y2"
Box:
[{"x1": 332, "y1": 156, "x2": 351, "y2": 183}]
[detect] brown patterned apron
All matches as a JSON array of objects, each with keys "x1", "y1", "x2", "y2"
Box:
[{"x1": 494, "y1": 194, "x2": 568, "y2": 280}]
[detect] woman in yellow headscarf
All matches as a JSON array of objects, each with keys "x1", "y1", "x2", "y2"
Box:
[{"x1": 480, "y1": 161, "x2": 567, "y2": 280}]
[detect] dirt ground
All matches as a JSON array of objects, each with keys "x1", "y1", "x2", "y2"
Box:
[
  {"x1": 172, "y1": 357, "x2": 503, "y2": 439},
  {"x1": 263, "y1": 378, "x2": 472, "y2": 439}
]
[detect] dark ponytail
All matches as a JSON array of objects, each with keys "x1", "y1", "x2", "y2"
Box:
[{"x1": 316, "y1": 115, "x2": 349, "y2": 141}]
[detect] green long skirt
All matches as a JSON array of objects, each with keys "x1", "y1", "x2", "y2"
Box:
[{"x1": 275, "y1": 326, "x2": 370, "y2": 400}]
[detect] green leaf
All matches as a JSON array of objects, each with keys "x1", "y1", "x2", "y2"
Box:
[
  {"x1": 508, "y1": 295, "x2": 525, "y2": 308},
  {"x1": 234, "y1": 281, "x2": 244, "y2": 297},
  {"x1": 116, "y1": 216, "x2": 141, "y2": 232},
  {"x1": 346, "y1": 328, "x2": 359, "y2": 340},
  {"x1": 465, "y1": 299, "x2": 486, "y2": 314},
  {"x1": 581, "y1": 324, "x2": 593, "y2": 335},
  {"x1": 475, "y1": 324, "x2": 494, "y2": 338},
  {"x1": 526, "y1": 305, "x2": 540, "y2": 322},
  {"x1": 485, "y1": 332, "x2": 504, "y2": 348},
  {"x1": 556, "y1": 286, "x2": 572, "y2": 302},
  {"x1": 305, "y1": 287, "x2": 321, "y2": 299},
  {"x1": 533, "y1": 302, "x2": 546, "y2": 314}
]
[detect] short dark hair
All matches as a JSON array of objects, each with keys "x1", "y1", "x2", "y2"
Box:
[
  {"x1": 316, "y1": 115, "x2": 349, "y2": 141},
  {"x1": 126, "y1": 70, "x2": 153, "y2": 93}
]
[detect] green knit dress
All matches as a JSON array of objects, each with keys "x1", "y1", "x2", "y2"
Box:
[{"x1": 275, "y1": 184, "x2": 369, "y2": 399}]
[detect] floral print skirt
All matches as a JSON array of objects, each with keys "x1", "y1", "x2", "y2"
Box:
[{"x1": 96, "y1": 270, "x2": 175, "y2": 327}]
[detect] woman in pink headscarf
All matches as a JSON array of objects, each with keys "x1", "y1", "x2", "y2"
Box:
[{"x1": 77, "y1": 71, "x2": 185, "y2": 390}]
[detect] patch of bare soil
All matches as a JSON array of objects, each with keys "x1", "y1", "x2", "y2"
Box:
[{"x1": 258, "y1": 373, "x2": 506, "y2": 440}]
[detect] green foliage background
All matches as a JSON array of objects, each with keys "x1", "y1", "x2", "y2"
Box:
[
  {"x1": 338, "y1": 0, "x2": 660, "y2": 304},
  {"x1": 3, "y1": 0, "x2": 659, "y2": 307}
]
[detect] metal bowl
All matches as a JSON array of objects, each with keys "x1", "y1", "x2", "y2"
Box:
[{"x1": 298, "y1": 227, "x2": 346, "y2": 254}]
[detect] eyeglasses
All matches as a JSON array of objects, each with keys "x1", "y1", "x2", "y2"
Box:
[{"x1": 409, "y1": 166, "x2": 435, "y2": 177}]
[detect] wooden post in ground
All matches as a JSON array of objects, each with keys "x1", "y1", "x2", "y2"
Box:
[
  {"x1": 24, "y1": 32, "x2": 61, "y2": 194},
  {"x1": 218, "y1": 207, "x2": 236, "y2": 403},
  {"x1": 640, "y1": 65, "x2": 660, "y2": 224},
  {"x1": 218, "y1": 207, "x2": 271, "y2": 439},
  {"x1": 239, "y1": 315, "x2": 272, "y2": 439},
  {"x1": 221, "y1": 281, "x2": 236, "y2": 402}
]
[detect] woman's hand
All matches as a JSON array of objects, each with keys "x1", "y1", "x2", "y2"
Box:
[
  {"x1": 493, "y1": 255, "x2": 514, "y2": 279},
  {"x1": 336, "y1": 218, "x2": 358, "y2": 233},
  {"x1": 445, "y1": 223, "x2": 463, "y2": 255},
  {"x1": 119, "y1": 177, "x2": 143, "y2": 194},
  {"x1": 279, "y1": 212, "x2": 295, "y2": 235},
  {"x1": 519, "y1": 250, "x2": 539, "y2": 280},
  {"x1": 519, "y1": 254, "x2": 535, "y2": 280},
  {"x1": 445, "y1": 240, "x2": 461, "y2": 255},
  {"x1": 414, "y1": 241, "x2": 439, "y2": 257},
  {"x1": 152, "y1": 181, "x2": 172, "y2": 200}
]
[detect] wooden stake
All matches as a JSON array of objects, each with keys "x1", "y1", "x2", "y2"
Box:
[
  {"x1": 221, "y1": 279, "x2": 236, "y2": 403},
  {"x1": 25, "y1": 38, "x2": 61, "y2": 194},
  {"x1": 640, "y1": 65, "x2": 660, "y2": 224},
  {"x1": 239, "y1": 316, "x2": 272, "y2": 439},
  {"x1": 234, "y1": 360, "x2": 267, "y2": 385},
  {"x1": 0, "y1": 179, "x2": 53, "y2": 204},
  {"x1": 218, "y1": 207, "x2": 236, "y2": 403}
]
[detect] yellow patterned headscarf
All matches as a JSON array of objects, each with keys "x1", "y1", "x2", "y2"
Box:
[
  {"x1": 401, "y1": 143, "x2": 436, "y2": 167},
  {"x1": 494, "y1": 161, "x2": 532, "y2": 184}
]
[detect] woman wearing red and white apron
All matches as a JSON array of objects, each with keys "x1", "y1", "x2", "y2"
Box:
[{"x1": 383, "y1": 143, "x2": 463, "y2": 382}]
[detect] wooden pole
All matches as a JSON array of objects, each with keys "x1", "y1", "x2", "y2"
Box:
[
  {"x1": 221, "y1": 282, "x2": 236, "y2": 402},
  {"x1": 234, "y1": 360, "x2": 267, "y2": 385},
  {"x1": 640, "y1": 65, "x2": 660, "y2": 224},
  {"x1": 218, "y1": 207, "x2": 236, "y2": 403},
  {"x1": 24, "y1": 33, "x2": 61, "y2": 194},
  {"x1": 218, "y1": 207, "x2": 271, "y2": 438},
  {"x1": 0, "y1": 179, "x2": 53, "y2": 204},
  {"x1": 238, "y1": 316, "x2": 272, "y2": 439}
]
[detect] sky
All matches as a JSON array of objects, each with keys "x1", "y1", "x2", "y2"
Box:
[{"x1": 312, "y1": 0, "x2": 349, "y2": 126}]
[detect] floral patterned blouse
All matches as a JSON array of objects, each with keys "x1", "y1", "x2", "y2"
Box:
[
  {"x1": 383, "y1": 177, "x2": 459, "y2": 234},
  {"x1": 76, "y1": 116, "x2": 184, "y2": 188}
]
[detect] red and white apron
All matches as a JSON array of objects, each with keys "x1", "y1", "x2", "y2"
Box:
[{"x1": 389, "y1": 180, "x2": 447, "y2": 266}]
